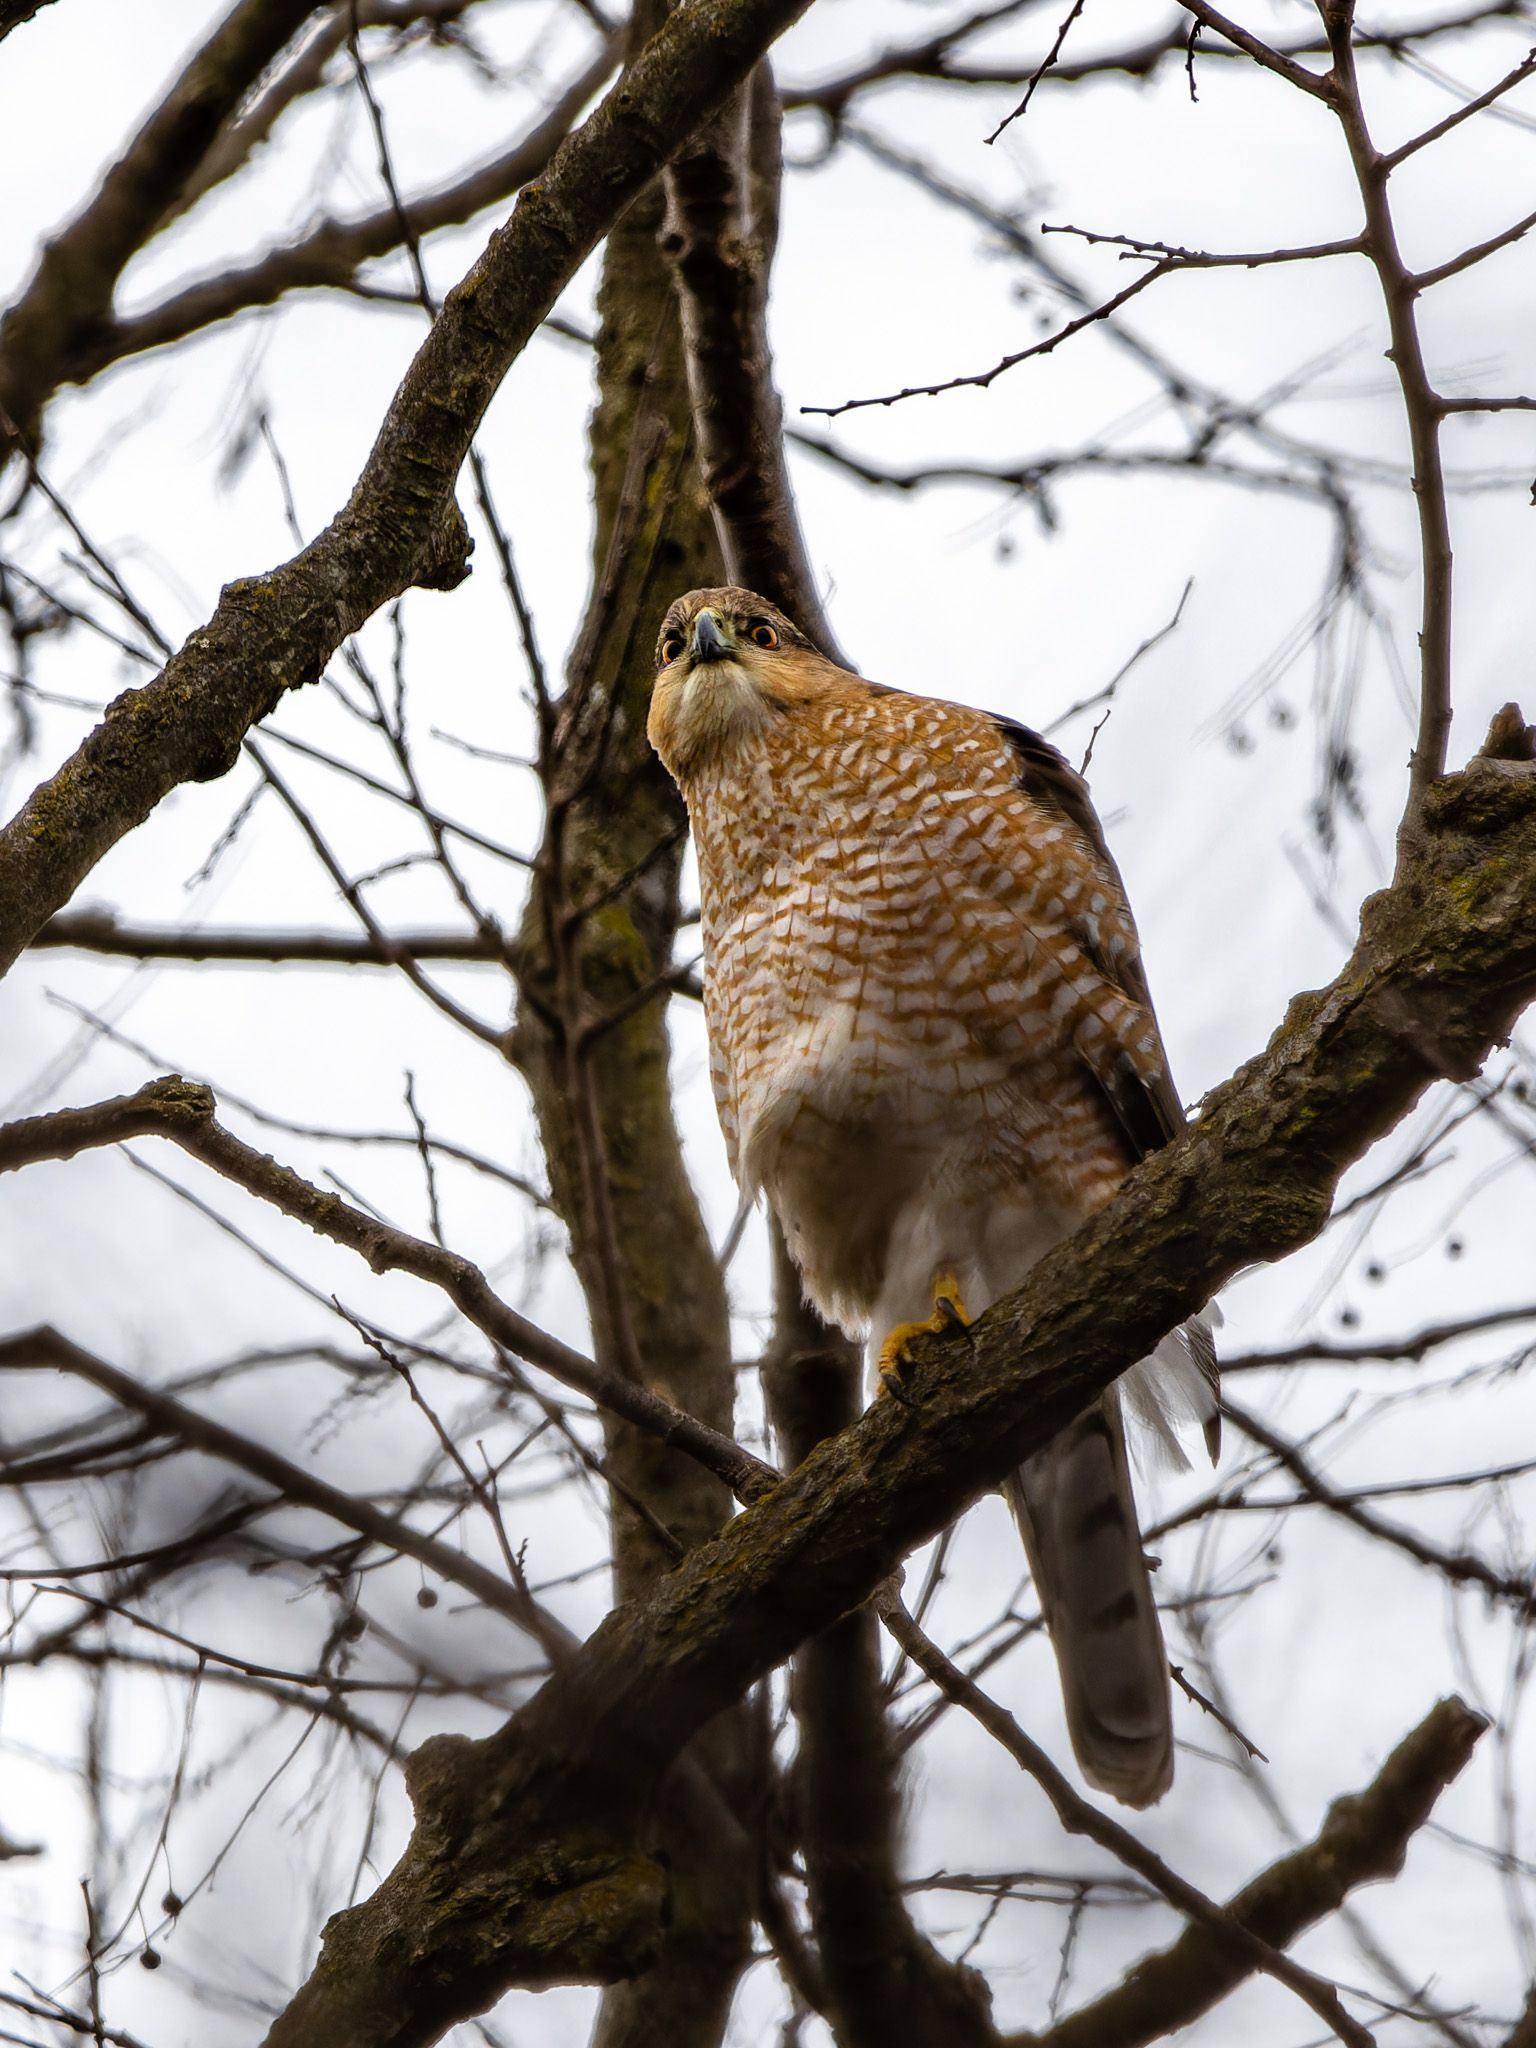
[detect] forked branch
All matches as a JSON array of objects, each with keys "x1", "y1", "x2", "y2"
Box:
[
  {"x1": 0, "y1": 1076, "x2": 775, "y2": 1504},
  {"x1": 248, "y1": 714, "x2": 1533, "y2": 2045},
  {"x1": 879, "y1": 1594, "x2": 1483, "y2": 2048},
  {"x1": 0, "y1": 0, "x2": 818, "y2": 980}
]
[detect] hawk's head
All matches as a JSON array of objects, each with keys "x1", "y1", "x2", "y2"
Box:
[{"x1": 649, "y1": 586, "x2": 827, "y2": 779}]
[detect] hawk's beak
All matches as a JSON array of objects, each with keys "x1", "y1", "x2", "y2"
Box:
[{"x1": 690, "y1": 610, "x2": 733, "y2": 665}]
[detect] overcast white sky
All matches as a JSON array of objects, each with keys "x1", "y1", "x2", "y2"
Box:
[{"x1": 2, "y1": 3, "x2": 1535, "y2": 2042}]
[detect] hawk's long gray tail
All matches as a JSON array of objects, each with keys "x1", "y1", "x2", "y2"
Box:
[{"x1": 1005, "y1": 1392, "x2": 1172, "y2": 1809}]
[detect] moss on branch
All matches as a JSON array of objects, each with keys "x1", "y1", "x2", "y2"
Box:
[{"x1": 253, "y1": 725, "x2": 1536, "y2": 2046}]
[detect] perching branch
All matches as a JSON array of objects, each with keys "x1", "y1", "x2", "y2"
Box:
[{"x1": 246, "y1": 713, "x2": 1535, "y2": 2046}]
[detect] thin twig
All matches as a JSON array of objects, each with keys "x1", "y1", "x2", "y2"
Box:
[
  {"x1": 880, "y1": 1591, "x2": 1382, "y2": 2048},
  {"x1": 984, "y1": 0, "x2": 1089, "y2": 145},
  {"x1": 0, "y1": 1079, "x2": 778, "y2": 1503}
]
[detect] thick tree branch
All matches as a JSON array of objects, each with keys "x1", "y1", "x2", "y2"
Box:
[
  {"x1": 246, "y1": 722, "x2": 1535, "y2": 2045},
  {"x1": 0, "y1": 0, "x2": 818, "y2": 981}
]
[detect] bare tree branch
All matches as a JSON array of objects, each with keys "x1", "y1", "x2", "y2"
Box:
[
  {"x1": 878, "y1": 1593, "x2": 1386, "y2": 2048},
  {"x1": 33, "y1": 911, "x2": 505, "y2": 964},
  {"x1": 0, "y1": 0, "x2": 325, "y2": 463},
  {"x1": 778, "y1": 0, "x2": 1530, "y2": 107},
  {"x1": 0, "y1": 1077, "x2": 777, "y2": 1502},
  {"x1": 1220, "y1": 1300, "x2": 1536, "y2": 1371},
  {"x1": 1175, "y1": 0, "x2": 1335, "y2": 98},
  {"x1": 0, "y1": 1324, "x2": 564, "y2": 1647},
  {"x1": 0, "y1": 0, "x2": 819, "y2": 980},
  {"x1": 1382, "y1": 41, "x2": 1536, "y2": 166},
  {"x1": 663, "y1": 67, "x2": 849, "y2": 660},
  {"x1": 1223, "y1": 1395, "x2": 1536, "y2": 1614},
  {"x1": 66, "y1": 35, "x2": 622, "y2": 384},
  {"x1": 778, "y1": 0, "x2": 1044, "y2": 113},
  {"x1": 246, "y1": 717, "x2": 1536, "y2": 2045},
  {"x1": 165, "y1": 0, "x2": 504, "y2": 228},
  {"x1": 1313, "y1": 2, "x2": 1457, "y2": 826},
  {"x1": 1416, "y1": 203, "x2": 1536, "y2": 289},
  {"x1": 1015, "y1": 1695, "x2": 1489, "y2": 2048},
  {"x1": 803, "y1": 260, "x2": 1172, "y2": 419}
]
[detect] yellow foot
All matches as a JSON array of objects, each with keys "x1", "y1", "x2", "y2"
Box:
[{"x1": 876, "y1": 1270, "x2": 973, "y2": 1403}]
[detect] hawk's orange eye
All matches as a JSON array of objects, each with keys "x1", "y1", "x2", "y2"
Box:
[
  {"x1": 748, "y1": 621, "x2": 779, "y2": 649},
  {"x1": 659, "y1": 634, "x2": 685, "y2": 666}
]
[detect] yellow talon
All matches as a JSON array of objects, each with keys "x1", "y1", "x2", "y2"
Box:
[{"x1": 877, "y1": 1270, "x2": 972, "y2": 1400}]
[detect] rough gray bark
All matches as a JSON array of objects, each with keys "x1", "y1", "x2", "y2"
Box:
[
  {"x1": 252, "y1": 714, "x2": 1535, "y2": 2048},
  {"x1": 662, "y1": 68, "x2": 848, "y2": 663},
  {"x1": 506, "y1": 13, "x2": 757, "y2": 2040},
  {"x1": 765, "y1": 1236, "x2": 996, "y2": 2047}
]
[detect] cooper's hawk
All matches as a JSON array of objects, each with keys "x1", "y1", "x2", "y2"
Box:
[{"x1": 648, "y1": 585, "x2": 1217, "y2": 1807}]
